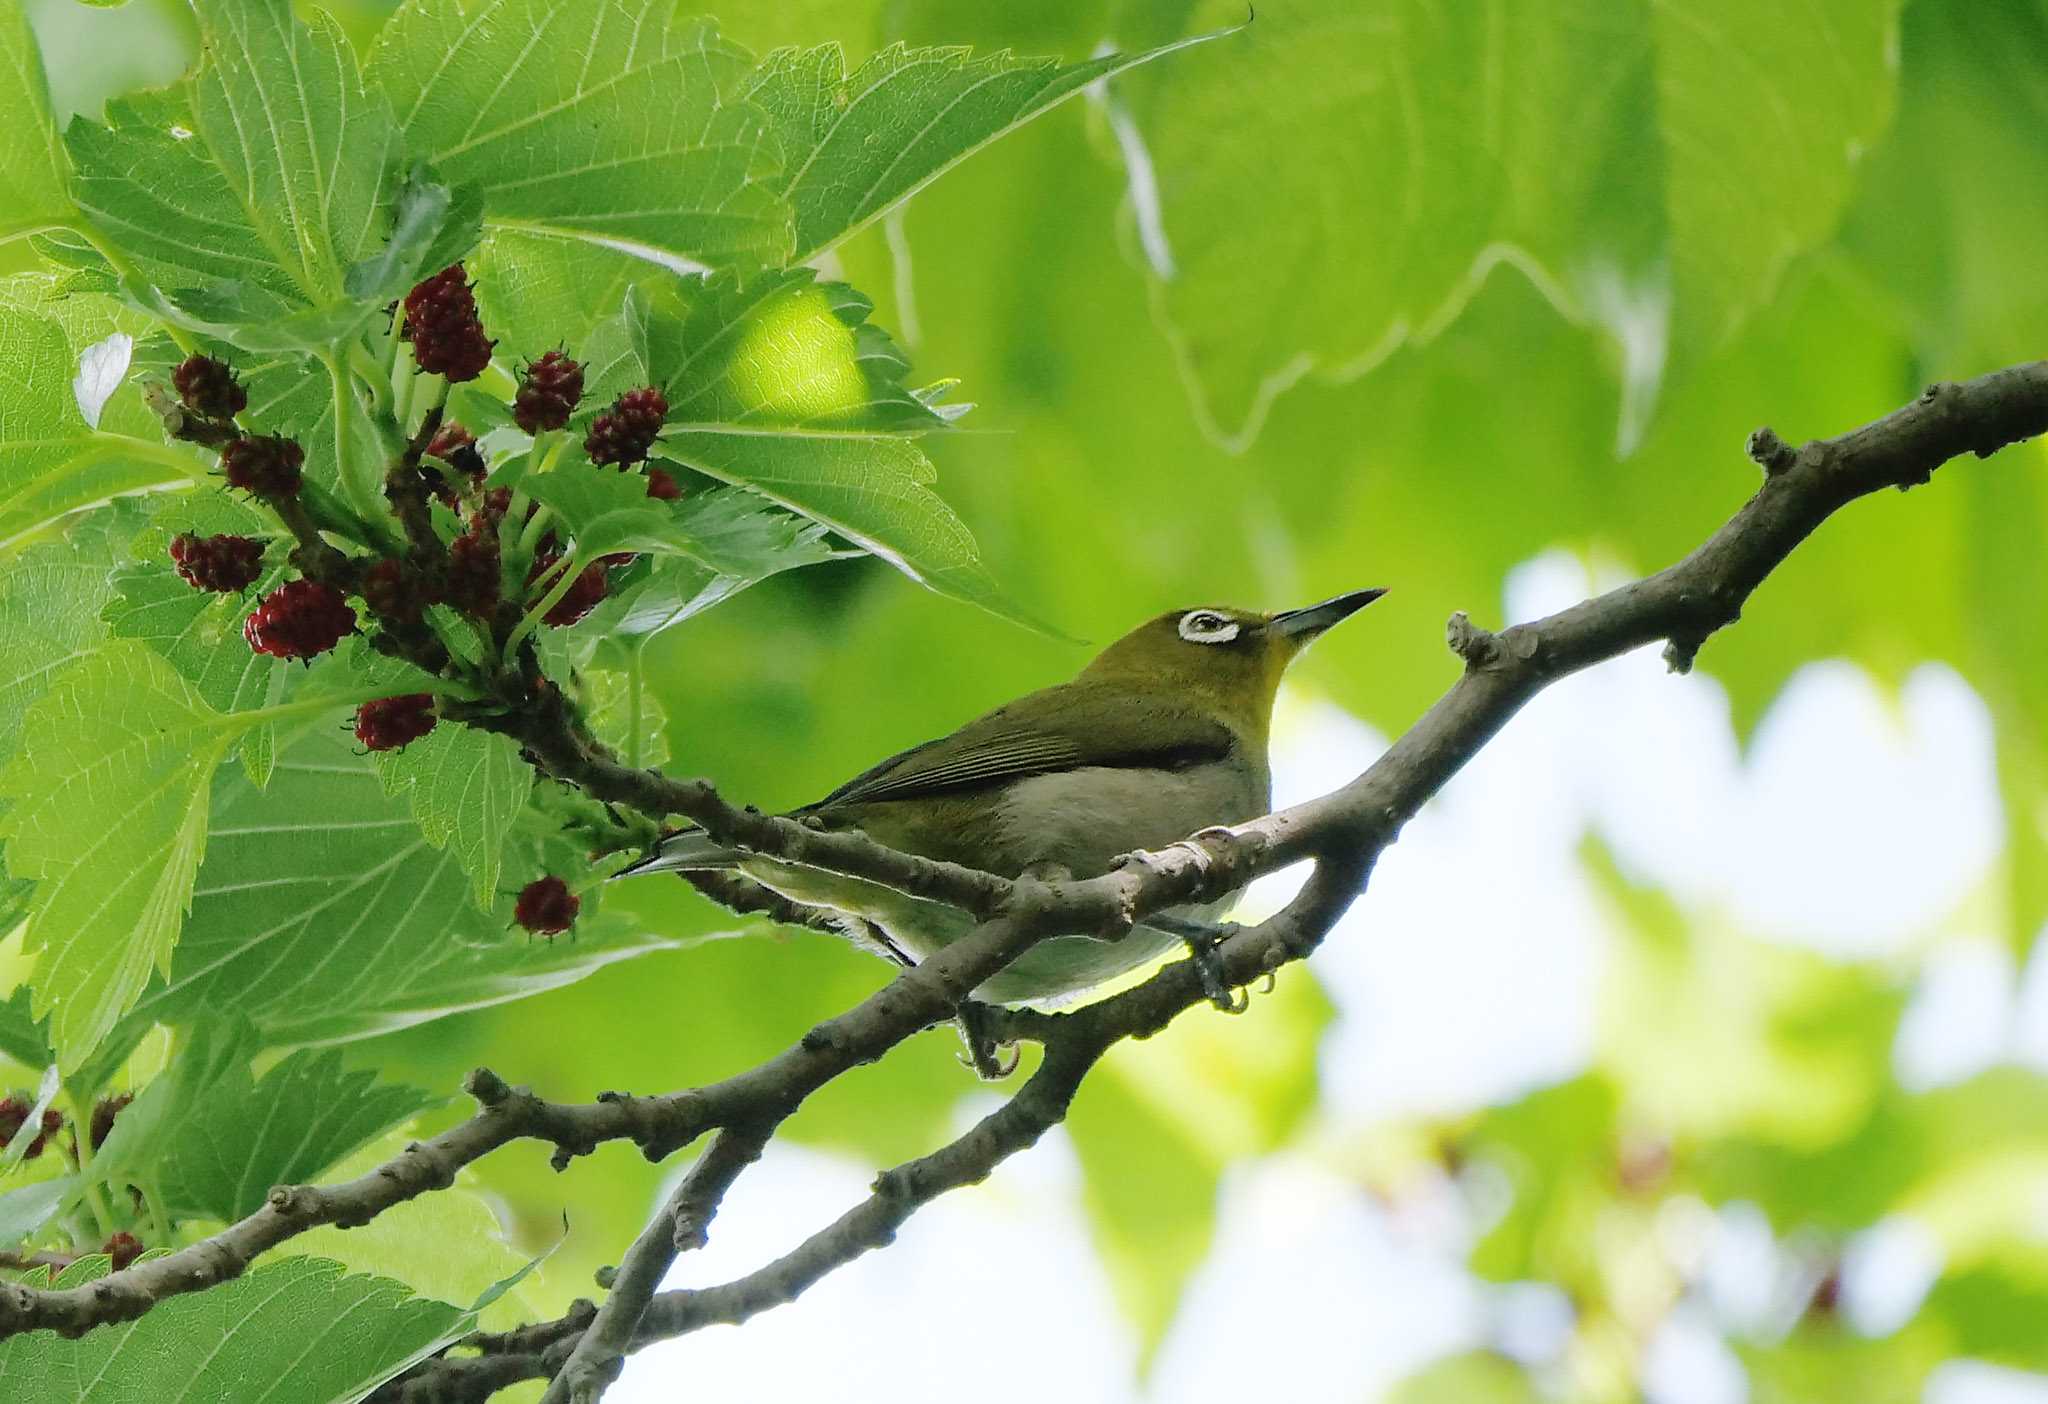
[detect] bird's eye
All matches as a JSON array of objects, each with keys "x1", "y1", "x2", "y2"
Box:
[{"x1": 1178, "y1": 611, "x2": 1241, "y2": 644}]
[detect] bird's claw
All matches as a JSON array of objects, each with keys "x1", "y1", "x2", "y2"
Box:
[{"x1": 955, "y1": 1000, "x2": 1019, "y2": 1080}]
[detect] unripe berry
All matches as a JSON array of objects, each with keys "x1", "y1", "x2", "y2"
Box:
[
  {"x1": 403, "y1": 266, "x2": 493, "y2": 383},
  {"x1": 103, "y1": 1232, "x2": 144, "y2": 1272},
  {"x1": 355, "y1": 693, "x2": 438, "y2": 751},
  {"x1": 584, "y1": 386, "x2": 666, "y2": 466},
  {"x1": 514, "y1": 876, "x2": 580, "y2": 934},
  {"x1": 514, "y1": 351, "x2": 585, "y2": 434},
  {"x1": 543, "y1": 561, "x2": 609, "y2": 627},
  {"x1": 1, "y1": 1099, "x2": 65, "y2": 1160},
  {"x1": 644, "y1": 466, "x2": 681, "y2": 500},
  {"x1": 221, "y1": 435, "x2": 304, "y2": 498},
  {"x1": 169, "y1": 532, "x2": 264, "y2": 593},
  {"x1": 244, "y1": 579, "x2": 356, "y2": 659},
  {"x1": 171, "y1": 354, "x2": 247, "y2": 419}
]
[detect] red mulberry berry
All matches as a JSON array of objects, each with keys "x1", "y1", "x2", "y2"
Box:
[
  {"x1": 544, "y1": 561, "x2": 609, "y2": 627},
  {"x1": 447, "y1": 526, "x2": 501, "y2": 617},
  {"x1": 221, "y1": 435, "x2": 303, "y2": 498},
  {"x1": 171, "y1": 354, "x2": 247, "y2": 419},
  {"x1": 89, "y1": 1093, "x2": 133, "y2": 1151},
  {"x1": 244, "y1": 579, "x2": 356, "y2": 659},
  {"x1": 360, "y1": 558, "x2": 426, "y2": 624},
  {"x1": 514, "y1": 876, "x2": 579, "y2": 934},
  {"x1": 169, "y1": 532, "x2": 264, "y2": 593},
  {"x1": 583, "y1": 386, "x2": 666, "y2": 466},
  {"x1": 102, "y1": 1232, "x2": 144, "y2": 1272},
  {"x1": 355, "y1": 693, "x2": 438, "y2": 751},
  {"x1": 403, "y1": 266, "x2": 493, "y2": 383},
  {"x1": 1, "y1": 1101, "x2": 66, "y2": 1160},
  {"x1": 514, "y1": 351, "x2": 585, "y2": 434},
  {"x1": 644, "y1": 466, "x2": 681, "y2": 500}
]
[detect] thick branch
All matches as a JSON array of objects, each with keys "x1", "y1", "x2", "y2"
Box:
[{"x1": 6, "y1": 362, "x2": 2044, "y2": 1369}]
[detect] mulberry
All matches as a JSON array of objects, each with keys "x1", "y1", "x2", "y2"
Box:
[
  {"x1": 403, "y1": 266, "x2": 493, "y2": 383},
  {"x1": 221, "y1": 435, "x2": 303, "y2": 498},
  {"x1": 644, "y1": 466, "x2": 681, "y2": 500},
  {"x1": 244, "y1": 579, "x2": 356, "y2": 659},
  {"x1": 583, "y1": 386, "x2": 666, "y2": 466},
  {"x1": 514, "y1": 351, "x2": 585, "y2": 434},
  {"x1": 514, "y1": 876, "x2": 580, "y2": 934},
  {"x1": 354, "y1": 693, "x2": 438, "y2": 751},
  {"x1": 169, "y1": 532, "x2": 264, "y2": 593},
  {"x1": 171, "y1": 354, "x2": 247, "y2": 419}
]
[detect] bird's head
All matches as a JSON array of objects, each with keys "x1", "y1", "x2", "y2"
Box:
[{"x1": 1080, "y1": 589, "x2": 1387, "y2": 736}]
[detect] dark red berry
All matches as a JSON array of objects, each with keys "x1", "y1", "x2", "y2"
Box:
[
  {"x1": 243, "y1": 579, "x2": 356, "y2": 659},
  {"x1": 514, "y1": 876, "x2": 580, "y2": 934},
  {"x1": 403, "y1": 265, "x2": 493, "y2": 383},
  {"x1": 644, "y1": 466, "x2": 681, "y2": 500},
  {"x1": 475, "y1": 487, "x2": 513, "y2": 526},
  {"x1": 221, "y1": 435, "x2": 304, "y2": 498},
  {"x1": 169, "y1": 532, "x2": 264, "y2": 593},
  {"x1": 89, "y1": 1093, "x2": 133, "y2": 1151},
  {"x1": 446, "y1": 526, "x2": 501, "y2": 617},
  {"x1": 425, "y1": 420, "x2": 475, "y2": 460},
  {"x1": 544, "y1": 561, "x2": 609, "y2": 627},
  {"x1": 355, "y1": 693, "x2": 438, "y2": 751},
  {"x1": 102, "y1": 1232, "x2": 143, "y2": 1272},
  {"x1": 360, "y1": 558, "x2": 425, "y2": 624},
  {"x1": 0, "y1": 1095, "x2": 27, "y2": 1148},
  {"x1": 514, "y1": 351, "x2": 585, "y2": 434},
  {"x1": 171, "y1": 354, "x2": 247, "y2": 419},
  {"x1": 583, "y1": 386, "x2": 667, "y2": 466}
]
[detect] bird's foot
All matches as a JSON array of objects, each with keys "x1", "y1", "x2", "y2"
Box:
[
  {"x1": 955, "y1": 1000, "x2": 1020, "y2": 1080},
  {"x1": 1112, "y1": 825, "x2": 1243, "y2": 878},
  {"x1": 1142, "y1": 915, "x2": 1250, "y2": 1014}
]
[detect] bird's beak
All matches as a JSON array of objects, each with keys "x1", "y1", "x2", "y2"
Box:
[{"x1": 1270, "y1": 588, "x2": 1387, "y2": 643}]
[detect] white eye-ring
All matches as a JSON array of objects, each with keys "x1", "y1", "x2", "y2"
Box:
[{"x1": 1178, "y1": 610, "x2": 1240, "y2": 644}]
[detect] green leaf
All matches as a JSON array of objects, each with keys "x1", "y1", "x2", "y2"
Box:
[
  {"x1": 521, "y1": 469, "x2": 832, "y2": 576},
  {"x1": 0, "y1": 0, "x2": 74, "y2": 238},
  {"x1": 371, "y1": 722, "x2": 532, "y2": 911},
  {"x1": 749, "y1": 32, "x2": 1226, "y2": 262},
  {"x1": 1133, "y1": 0, "x2": 1901, "y2": 444},
  {"x1": 0, "y1": 534, "x2": 120, "y2": 766},
  {"x1": 105, "y1": 497, "x2": 294, "y2": 785},
  {"x1": 0, "y1": 987, "x2": 50, "y2": 1069},
  {"x1": 0, "y1": 302, "x2": 195, "y2": 551},
  {"x1": 0, "y1": 644, "x2": 268, "y2": 1071},
  {"x1": 106, "y1": 727, "x2": 668, "y2": 1049},
  {"x1": 92, "y1": 1022, "x2": 433, "y2": 1221},
  {"x1": 0, "y1": 1254, "x2": 506, "y2": 1402},
  {"x1": 341, "y1": 170, "x2": 483, "y2": 304},
  {"x1": 368, "y1": 0, "x2": 791, "y2": 265}
]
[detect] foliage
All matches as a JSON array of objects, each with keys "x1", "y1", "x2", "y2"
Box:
[{"x1": 0, "y1": 0, "x2": 2044, "y2": 1401}]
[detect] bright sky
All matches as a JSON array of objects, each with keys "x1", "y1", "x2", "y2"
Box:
[{"x1": 616, "y1": 553, "x2": 2048, "y2": 1404}]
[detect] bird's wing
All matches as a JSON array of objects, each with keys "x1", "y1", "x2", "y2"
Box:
[{"x1": 809, "y1": 682, "x2": 1236, "y2": 811}]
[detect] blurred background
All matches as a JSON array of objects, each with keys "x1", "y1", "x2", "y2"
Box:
[{"x1": 15, "y1": 0, "x2": 2048, "y2": 1399}]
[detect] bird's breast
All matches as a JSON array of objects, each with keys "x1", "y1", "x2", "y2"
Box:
[{"x1": 989, "y1": 759, "x2": 1267, "y2": 878}]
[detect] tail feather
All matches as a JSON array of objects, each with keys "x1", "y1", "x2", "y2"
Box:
[{"x1": 613, "y1": 829, "x2": 747, "y2": 878}]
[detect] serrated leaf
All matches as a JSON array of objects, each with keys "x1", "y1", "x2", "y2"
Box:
[
  {"x1": 0, "y1": 987, "x2": 50, "y2": 1069},
  {"x1": 93, "y1": 1021, "x2": 433, "y2": 1222},
  {"x1": 0, "y1": 302, "x2": 193, "y2": 551},
  {"x1": 0, "y1": 0, "x2": 74, "y2": 238},
  {"x1": 585, "y1": 665, "x2": 670, "y2": 768},
  {"x1": 369, "y1": 0, "x2": 791, "y2": 265},
  {"x1": 0, "y1": 533, "x2": 119, "y2": 765},
  {"x1": 100, "y1": 727, "x2": 668, "y2": 1050},
  {"x1": 341, "y1": 170, "x2": 483, "y2": 304},
  {"x1": 372, "y1": 722, "x2": 531, "y2": 910},
  {"x1": 0, "y1": 645, "x2": 270, "y2": 1070},
  {"x1": 0, "y1": 1254, "x2": 508, "y2": 1403},
  {"x1": 749, "y1": 32, "x2": 1224, "y2": 262}
]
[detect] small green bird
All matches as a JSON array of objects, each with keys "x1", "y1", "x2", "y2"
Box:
[{"x1": 623, "y1": 591, "x2": 1384, "y2": 1005}]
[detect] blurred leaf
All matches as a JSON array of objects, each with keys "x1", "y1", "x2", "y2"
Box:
[
  {"x1": 369, "y1": 0, "x2": 791, "y2": 265},
  {"x1": 0, "y1": 1253, "x2": 524, "y2": 1402},
  {"x1": 0, "y1": 1176, "x2": 73, "y2": 1249},
  {"x1": 0, "y1": 644, "x2": 273, "y2": 1072},
  {"x1": 372, "y1": 724, "x2": 533, "y2": 912},
  {"x1": 1386, "y1": 1352, "x2": 1543, "y2": 1404},
  {"x1": 1463, "y1": 1073, "x2": 1617, "y2": 1289},
  {"x1": 1134, "y1": 0, "x2": 1899, "y2": 444},
  {"x1": 1066, "y1": 1064, "x2": 1221, "y2": 1362},
  {"x1": 93, "y1": 1021, "x2": 434, "y2": 1222},
  {"x1": 749, "y1": 30, "x2": 1227, "y2": 262},
  {"x1": 105, "y1": 726, "x2": 668, "y2": 1052},
  {"x1": 0, "y1": 0, "x2": 73, "y2": 238}
]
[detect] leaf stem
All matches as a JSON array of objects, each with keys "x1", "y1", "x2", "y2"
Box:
[
  {"x1": 66, "y1": 223, "x2": 199, "y2": 357},
  {"x1": 505, "y1": 552, "x2": 580, "y2": 655},
  {"x1": 321, "y1": 351, "x2": 381, "y2": 527}
]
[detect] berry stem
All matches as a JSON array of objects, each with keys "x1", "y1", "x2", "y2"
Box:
[
  {"x1": 345, "y1": 339, "x2": 391, "y2": 415},
  {"x1": 68, "y1": 221, "x2": 199, "y2": 357},
  {"x1": 506, "y1": 551, "x2": 583, "y2": 654}
]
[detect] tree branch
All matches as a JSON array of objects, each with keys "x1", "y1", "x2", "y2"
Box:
[{"x1": 6, "y1": 363, "x2": 2045, "y2": 1400}]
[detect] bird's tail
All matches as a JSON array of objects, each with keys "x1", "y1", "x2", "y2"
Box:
[{"x1": 612, "y1": 828, "x2": 747, "y2": 879}]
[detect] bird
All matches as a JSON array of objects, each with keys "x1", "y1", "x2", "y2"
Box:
[{"x1": 620, "y1": 590, "x2": 1385, "y2": 1010}]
